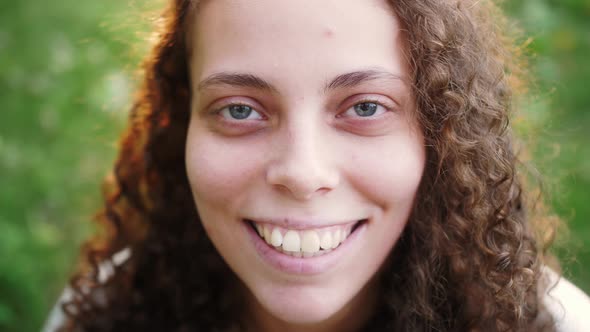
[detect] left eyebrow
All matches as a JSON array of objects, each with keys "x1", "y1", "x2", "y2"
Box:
[{"x1": 324, "y1": 68, "x2": 406, "y2": 93}]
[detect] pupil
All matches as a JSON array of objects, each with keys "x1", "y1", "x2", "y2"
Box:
[
  {"x1": 354, "y1": 102, "x2": 377, "y2": 116},
  {"x1": 229, "y1": 105, "x2": 252, "y2": 119}
]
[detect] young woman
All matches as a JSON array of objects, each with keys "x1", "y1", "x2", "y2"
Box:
[{"x1": 46, "y1": 0, "x2": 590, "y2": 331}]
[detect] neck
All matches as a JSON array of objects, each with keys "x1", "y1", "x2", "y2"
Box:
[{"x1": 241, "y1": 277, "x2": 379, "y2": 332}]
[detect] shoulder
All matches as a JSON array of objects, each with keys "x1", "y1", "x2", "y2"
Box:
[{"x1": 541, "y1": 267, "x2": 590, "y2": 332}]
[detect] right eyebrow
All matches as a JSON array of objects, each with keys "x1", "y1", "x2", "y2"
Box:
[{"x1": 197, "y1": 72, "x2": 278, "y2": 93}]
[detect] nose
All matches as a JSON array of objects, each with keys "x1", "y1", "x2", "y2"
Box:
[{"x1": 266, "y1": 121, "x2": 340, "y2": 201}]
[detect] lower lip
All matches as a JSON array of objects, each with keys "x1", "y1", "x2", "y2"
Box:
[{"x1": 243, "y1": 219, "x2": 367, "y2": 275}]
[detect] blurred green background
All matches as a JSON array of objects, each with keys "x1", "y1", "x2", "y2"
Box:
[{"x1": 0, "y1": 0, "x2": 588, "y2": 331}]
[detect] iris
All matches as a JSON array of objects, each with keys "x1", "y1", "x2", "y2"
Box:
[
  {"x1": 354, "y1": 102, "x2": 378, "y2": 117},
  {"x1": 229, "y1": 105, "x2": 253, "y2": 119}
]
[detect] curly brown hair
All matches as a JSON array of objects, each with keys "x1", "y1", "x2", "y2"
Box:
[{"x1": 59, "y1": 0, "x2": 561, "y2": 331}]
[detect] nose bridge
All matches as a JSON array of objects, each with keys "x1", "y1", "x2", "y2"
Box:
[{"x1": 266, "y1": 113, "x2": 339, "y2": 200}]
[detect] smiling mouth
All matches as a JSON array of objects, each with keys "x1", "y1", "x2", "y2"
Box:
[{"x1": 245, "y1": 219, "x2": 367, "y2": 258}]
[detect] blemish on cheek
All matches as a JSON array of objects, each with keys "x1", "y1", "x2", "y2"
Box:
[{"x1": 323, "y1": 28, "x2": 334, "y2": 38}]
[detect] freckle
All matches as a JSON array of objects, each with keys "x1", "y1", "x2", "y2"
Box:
[{"x1": 324, "y1": 28, "x2": 334, "y2": 38}]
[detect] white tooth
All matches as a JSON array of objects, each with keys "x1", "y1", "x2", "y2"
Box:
[
  {"x1": 341, "y1": 227, "x2": 350, "y2": 242},
  {"x1": 301, "y1": 230, "x2": 320, "y2": 253},
  {"x1": 292, "y1": 251, "x2": 302, "y2": 258},
  {"x1": 263, "y1": 226, "x2": 271, "y2": 244},
  {"x1": 332, "y1": 229, "x2": 341, "y2": 248},
  {"x1": 255, "y1": 223, "x2": 263, "y2": 237},
  {"x1": 320, "y1": 232, "x2": 332, "y2": 250},
  {"x1": 303, "y1": 252, "x2": 314, "y2": 258},
  {"x1": 270, "y1": 228, "x2": 283, "y2": 247},
  {"x1": 282, "y1": 230, "x2": 301, "y2": 252}
]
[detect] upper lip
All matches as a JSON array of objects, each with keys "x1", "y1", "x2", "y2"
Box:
[{"x1": 244, "y1": 217, "x2": 365, "y2": 230}]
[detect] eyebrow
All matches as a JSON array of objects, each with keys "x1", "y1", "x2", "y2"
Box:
[
  {"x1": 324, "y1": 69, "x2": 404, "y2": 92},
  {"x1": 197, "y1": 68, "x2": 405, "y2": 94},
  {"x1": 198, "y1": 72, "x2": 277, "y2": 92}
]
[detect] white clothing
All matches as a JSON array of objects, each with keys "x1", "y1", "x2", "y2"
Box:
[{"x1": 542, "y1": 268, "x2": 590, "y2": 332}]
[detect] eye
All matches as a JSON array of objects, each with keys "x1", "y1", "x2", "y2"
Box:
[
  {"x1": 342, "y1": 101, "x2": 390, "y2": 118},
  {"x1": 218, "y1": 104, "x2": 263, "y2": 120}
]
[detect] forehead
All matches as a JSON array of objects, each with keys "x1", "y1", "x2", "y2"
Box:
[{"x1": 189, "y1": 0, "x2": 408, "y2": 92}]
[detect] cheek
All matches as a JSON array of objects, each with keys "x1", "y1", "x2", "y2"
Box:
[
  {"x1": 185, "y1": 130, "x2": 261, "y2": 210},
  {"x1": 345, "y1": 132, "x2": 426, "y2": 208},
  {"x1": 185, "y1": 128, "x2": 264, "y2": 246}
]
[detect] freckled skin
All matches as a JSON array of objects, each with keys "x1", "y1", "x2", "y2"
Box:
[{"x1": 185, "y1": 0, "x2": 426, "y2": 331}]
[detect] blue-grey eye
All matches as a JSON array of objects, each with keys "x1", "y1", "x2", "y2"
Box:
[
  {"x1": 353, "y1": 102, "x2": 378, "y2": 117},
  {"x1": 229, "y1": 105, "x2": 253, "y2": 119},
  {"x1": 218, "y1": 104, "x2": 263, "y2": 120}
]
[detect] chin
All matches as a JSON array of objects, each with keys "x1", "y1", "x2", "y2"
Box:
[
  {"x1": 252, "y1": 283, "x2": 351, "y2": 325},
  {"x1": 260, "y1": 299, "x2": 343, "y2": 325}
]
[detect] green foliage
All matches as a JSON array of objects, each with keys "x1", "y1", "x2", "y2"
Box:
[
  {"x1": 0, "y1": 0, "x2": 154, "y2": 331},
  {"x1": 0, "y1": 0, "x2": 588, "y2": 331},
  {"x1": 504, "y1": 0, "x2": 590, "y2": 290}
]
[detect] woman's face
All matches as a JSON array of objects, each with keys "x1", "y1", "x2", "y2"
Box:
[{"x1": 186, "y1": 0, "x2": 425, "y2": 329}]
